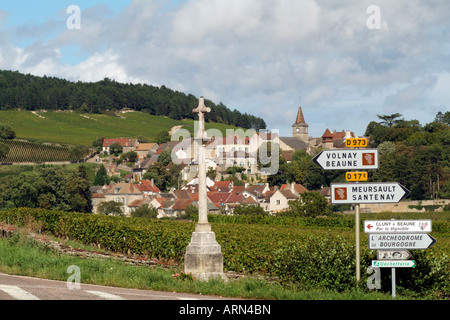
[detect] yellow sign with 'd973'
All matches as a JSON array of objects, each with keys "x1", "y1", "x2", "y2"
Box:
[{"x1": 346, "y1": 138, "x2": 368, "y2": 148}]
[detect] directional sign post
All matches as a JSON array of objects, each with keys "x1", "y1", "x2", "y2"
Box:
[
  {"x1": 313, "y1": 149, "x2": 379, "y2": 170},
  {"x1": 331, "y1": 182, "x2": 410, "y2": 204},
  {"x1": 364, "y1": 220, "x2": 432, "y2": 233},
  {"x1": 369, "y1": 233, "x2": 436, "y2": 250},
  {"x1": 372, "y1": 260, "x2": 416, "y2": 268}
]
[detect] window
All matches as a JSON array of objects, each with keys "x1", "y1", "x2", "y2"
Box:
[{"x1": 276, "y1": 200, "x2": 281, "y2": 205}]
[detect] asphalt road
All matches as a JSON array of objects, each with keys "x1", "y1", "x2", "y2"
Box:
[{"x1": 0, "y1": 272, "x2": 232, "y2": 301}]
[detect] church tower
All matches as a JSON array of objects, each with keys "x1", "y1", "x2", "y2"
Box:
[{"x1": 292, "y1": 106, "x2": 309, "y2": 143}]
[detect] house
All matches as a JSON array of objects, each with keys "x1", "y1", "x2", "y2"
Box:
[
  {"x1": 137, "y1": 179, "x2": 161, "y2": 196},
  {"x1": 280, "y1": 182, "x2": 309, "y2": 197},
  {"x1": 269, "y1": 189, "x2": 298, "y2": 213},
  {"x1": 102, "y1": 138, "x2": 138, "y2": 154},
  {"x1": 321, "y1": 129, "x2": 356, "y2": 149},
  {"x1": 134, "y1": 143, "x2": 159, "y2": 160},
  {"x1": 103, "y1": 183, "x2": 143, "y2": 216}
]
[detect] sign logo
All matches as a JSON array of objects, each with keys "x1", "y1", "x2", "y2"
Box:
[
  {"x1": 362, "y1": 153, "x2": 375, "y2": 166},
  {"x1": 334, "y1": 187, "x2": 347, "y2": 200}
]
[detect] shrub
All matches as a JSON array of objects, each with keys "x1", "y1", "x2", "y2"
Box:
[{"x1": 273, "y1": 233, "x2": 363, "y2": 291}]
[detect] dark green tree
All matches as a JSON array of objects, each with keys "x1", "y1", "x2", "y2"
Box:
[{"x1": 93, "y1": 165, "x2": 109, "y2": 186}]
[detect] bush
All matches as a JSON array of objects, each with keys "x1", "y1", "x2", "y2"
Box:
[{"x1": 273, "y1": 233, "x2": 363, "y2": 291}]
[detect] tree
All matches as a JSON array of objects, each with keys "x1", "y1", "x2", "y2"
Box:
[
  {"x1": 97, "y1": 201, "x2": 123, "y2": 216},
  {"x1": 109, "y1": 143, "x2": 123, "y2": 156},
  {"x1": 155, "y1": 130, "x2": 170, "y2": 144},
  {"x1": 377, "y1": 113, "x2": 403, "y2": 127},
  {"x1": 287, "y1": 192, "x2": 329, "y2": 217},
  {"x1": 94, "y1": 165, "x2": 109, "y2": 186},
  {"x1": 0, "y1": 124, "x2": 15, "y2": 139},
  {"x1": 66, "y1": 165, "x2": 92, "y2": 213},
  {"x1": 0, "y1": 142, "x2": 9, "y2": 160},
  {"x1": 130, "y1": 204, "x2": 157, "y2": 218}
]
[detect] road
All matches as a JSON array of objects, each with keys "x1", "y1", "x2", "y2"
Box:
[{"x1": 0, "y1": 273, "x2": 233, "y2": 301}]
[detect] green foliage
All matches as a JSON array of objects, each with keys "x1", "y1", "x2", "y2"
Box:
[
  {"x1": 97, "y1": 201, "x2": 124, "y2": 216},
  {"x1": 0, "y1": 208, "x2": 448, "y2": 297},
  {"x1": 286, "y1": 192, "x2": 330, "y2": 217},
  {"x1": 273, "y1": 234, "x2": 362, "y2": 291},
  {"x1": 0, "y1": 123, "x2": 15, "y2": 139},
  {"x1": 93, "y1": 165, "x2": 109, "y2": 186},
  {"x1": 0, "y1": 166, "x2": 91, "y2": 212},
  {"x1": 233, "y1": 204, "x2": 267, "y2": 216},
  {"x1": 0, "y1": 141, "x2": 9, "y2": 160},
  {"x1": 0, "y1": 70, "x2": 265, "y2": 130},
  {"x1": 130, "y1": 204, "x2": 158, "y2": 219},
  {"x1": 109, "y1": 143, "x2": 123, "y2": 156},
  {"x1": 0, "y1": 139, "x2": 82, "y2": 163}
]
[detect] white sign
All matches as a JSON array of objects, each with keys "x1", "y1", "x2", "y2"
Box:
[
  {"x1": 372, "y1": 260, "x2": 416, "y2": 268},
  {"x1": 364, "y1": 220, "x2": 432, "y2": 233},
  {"x1": 377, "y1": 250, "x2": 412, "y2": 260},
  {"x1": 331, "y1": 182, "x2": 410, "y2": 204},
  {"x1": 313, "y1": 149, "x2": 379, "y2": 170},
  {"x1": 369, "y1": 233, "x2": 436, "y2": 250}
]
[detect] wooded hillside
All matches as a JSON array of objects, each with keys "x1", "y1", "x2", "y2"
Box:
[{"x1": 0, "y1": 70, "x2": 266, "y2": 130}]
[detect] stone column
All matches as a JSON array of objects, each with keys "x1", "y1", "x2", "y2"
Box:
[{"x1": 184, "y1": 97, "x2": 224, "y2": 281}]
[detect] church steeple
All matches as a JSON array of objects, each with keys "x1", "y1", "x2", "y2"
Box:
[
  {"x1": 292, "y1": 106, "x2": 309, "y2": 143},
  {"x1": 294, "y1": 106, "x2": 306, "y2": 125}
]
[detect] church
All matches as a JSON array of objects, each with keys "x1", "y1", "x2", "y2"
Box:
[{"x1": 278, "y1": 105, "x2": 356, "y2": 157}]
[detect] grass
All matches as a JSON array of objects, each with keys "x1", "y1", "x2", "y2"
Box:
[
  {"x1": 0, "y1": 110, "x2": 241, "y2": 146},
  {"x1": 0, "y1": 230, "x2": 444, "y2": 300},
  {"x1": 0, "y1": 232, "x2": 400, "y2": 300}
]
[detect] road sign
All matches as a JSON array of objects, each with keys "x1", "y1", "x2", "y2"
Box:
[
  {"x1": 364, "y1": 220, "x2": 432, "y2": 233},
  {"x1": 346, "y1": 171, "x2": 368, "y2": 182},
  {"x1": 312, "y1": 149, "x2": 379, "y2": 170},
  {"x1": 346, "y1": 138, "x2": 368, "y2": 148},
  {"x1": 368, "y1": 233, "x2": 436, "y2": 250},
  {"x1": 331, "y1": 182, "x2": 410, "y2": 204},
  {"x1": 372, "y1": 260, "x2": 416, "y2": 268},
  {"x1": 377, "y1": 250, "x2": 412, "y2": 260}
]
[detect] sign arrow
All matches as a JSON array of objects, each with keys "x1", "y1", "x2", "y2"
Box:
[
  {"x1": 331, "y1": 182, "x2": 410, "y2": 204},
  {"x1": 364, "y1": 220, "x2": 432, "y2": 233},
  {"x1": 369, "y1": 233, "x2": 436, "y2": 250},
  {"x1": 313, "y1": 149, "x2": 379, "y2": 170}
]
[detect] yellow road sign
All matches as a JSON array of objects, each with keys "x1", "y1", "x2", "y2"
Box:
[
  {"x1": 346, "y1": 138, "x2": 368, "y2": 148},
  {"x1": 346, "y1": 171, "x2": 368, "y2": 182}
]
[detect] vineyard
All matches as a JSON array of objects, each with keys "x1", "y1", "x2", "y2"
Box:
[
  {"x1": 0, "y1": 139, "x2": 78, "y2": 163},
  {"x1": 0, "y1": 208, "x2": 448, "y2": 295}
]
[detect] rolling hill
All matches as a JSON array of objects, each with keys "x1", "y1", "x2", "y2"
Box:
[{"x1": 0, "y1": 110, "x2": 241, "y2": 146}]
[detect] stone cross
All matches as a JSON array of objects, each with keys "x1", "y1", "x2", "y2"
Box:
[
  {"x1": 184, "y1": 97, "x2": 224, "y2": 281},
  {"x1": 192, "y1": 97, "x2": 211, "y2": 231}
]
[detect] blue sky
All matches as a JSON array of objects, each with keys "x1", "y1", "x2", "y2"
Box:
[{"x1": 1, "y1": 0, "x2": 449, "y2": 138}]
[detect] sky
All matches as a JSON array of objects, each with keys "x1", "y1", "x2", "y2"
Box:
[{"x1": 0, "y1": 0, "x2": 449, "y2": 138}]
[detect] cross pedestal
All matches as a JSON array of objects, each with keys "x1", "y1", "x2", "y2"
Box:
[{"x1": 184, "y1": 97, "x2": 225, "y2": 281}]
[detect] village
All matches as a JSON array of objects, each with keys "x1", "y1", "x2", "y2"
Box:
[{"x1": 90, "y1": 107, "x2": 358, "y2": 217}]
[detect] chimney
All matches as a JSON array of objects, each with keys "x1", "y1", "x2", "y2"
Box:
[
  {"x1": 151, "y1": 178, "x2": 154, "y2": 187},
  {"x1": 291, "y1": 182, "x2": 295, "y2": 193}
]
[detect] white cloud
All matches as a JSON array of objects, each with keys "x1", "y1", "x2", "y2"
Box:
[{"x1": 1, "y1": 0, "x2": 449, "y2": 137}]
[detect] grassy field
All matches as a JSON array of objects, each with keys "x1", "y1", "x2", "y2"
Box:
[{"x1": 0, "y1": 110, "x2": 241, "y2": 146}]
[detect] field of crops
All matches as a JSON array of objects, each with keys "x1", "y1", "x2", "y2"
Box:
[{"x1": 0, "y1": 139, "x2": 77, "y2": 163}]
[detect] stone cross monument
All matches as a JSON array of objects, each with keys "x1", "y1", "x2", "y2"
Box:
[{"x1": 184, "y1": 97, "x2": 224, "y2": 281}]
